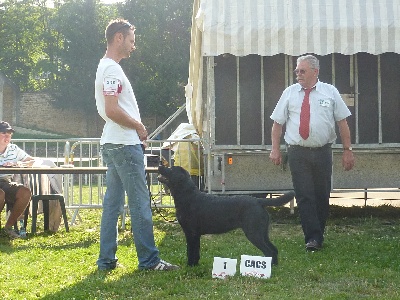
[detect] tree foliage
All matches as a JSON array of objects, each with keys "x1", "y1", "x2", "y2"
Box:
[
  {"x1": 50, "y1": 0, "x2": 116, "y2": 113},
  {"x1": 0, "y1": 0, "x2": 192, "y2": 117},
  {"x1": 0, "y1": 0, "x2": 50, "y2": 90},
  {"x1": 119, "y1": 0, "x2": 193, "y2": 117}
]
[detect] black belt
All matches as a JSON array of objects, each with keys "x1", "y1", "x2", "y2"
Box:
[{"x1": 287, "y1": 143, "x2": 332, "y2": 151}]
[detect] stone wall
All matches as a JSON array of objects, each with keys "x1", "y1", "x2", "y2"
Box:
[
  {"x1": 19, "y1": 93, "x2": 104, "y2": 137},
  {"x1": 18, "y1": 93, "x2": 169, "y2": 138},
  {"x1": 0, "y1": 73, "x2": 18, "y2": 124}
]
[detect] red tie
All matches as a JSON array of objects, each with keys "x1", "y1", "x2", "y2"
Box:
[{"x1": 299, "y1": 88, "x2": 312, "y2": 140}]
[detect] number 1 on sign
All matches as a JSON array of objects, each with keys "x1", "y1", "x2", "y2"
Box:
[{"x1": 212, "y1": 257, "x2": 237, "y2": 279}]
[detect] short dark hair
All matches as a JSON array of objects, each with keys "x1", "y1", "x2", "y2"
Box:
[{"x1": 105, "y1": 19, "x2": 135, "y2": 43}]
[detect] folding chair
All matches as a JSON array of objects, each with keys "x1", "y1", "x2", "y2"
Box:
[{"x1": 28, "y1": 174, "x2": 69, "y2": 234}]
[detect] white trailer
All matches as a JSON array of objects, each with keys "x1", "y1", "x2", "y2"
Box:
[{"x1": 184, "y1": 0, "x2": 400, "y2": 196}]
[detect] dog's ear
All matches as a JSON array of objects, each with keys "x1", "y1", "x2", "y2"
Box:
[{"x1": 177, "y1": 166, "x2": 190, "y2": 176}]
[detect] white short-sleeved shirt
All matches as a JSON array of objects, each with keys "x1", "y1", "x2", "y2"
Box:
[
  {"x1": 95, "y1": 58, "x2": 142, "y2": 145},
  {"x1": 270, "y1": 81, "x2": 351, "y2": 147},
  {"x1": 0, "y1": 143, "x2": 30, "y2": 180}
]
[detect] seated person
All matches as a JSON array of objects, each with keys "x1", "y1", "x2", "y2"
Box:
[{"x1": 0, "y1": 121, "x2": 34, "y2": 239}]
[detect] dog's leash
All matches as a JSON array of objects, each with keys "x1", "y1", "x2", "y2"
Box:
[
  {"x1": 147, "y1": 161, "x2": 177, "y2": 223},
  {"x1": 150, "y1": 193, "x2": 177, "y2": 223}
]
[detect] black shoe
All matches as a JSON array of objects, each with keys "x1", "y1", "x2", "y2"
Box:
[
  {"x1": 98, "y1": 262, "x2": 119, "y2": 271},
  {"x1": 306, "y1": 240, "x2": 322, "y2": 251}
]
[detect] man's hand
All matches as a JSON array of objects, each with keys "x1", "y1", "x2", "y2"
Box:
[
  {"x1": 136, "y1": 123, "x2": 148, "y2": 141},
  {"x1": 269, "y1": 149, "x2": 282, "y2": 165},
  {"x1": 342, "y1": 150, "x2": 355, "y2": 171},
  {"x1": 270, "y1": 122, "x2": 283, "y2": 166},
  {"x1": 1, "y1": 161, "x2": 31, "y2": 167},
  {"x1": 104, "y1": 95, "x2": 148, "y2": 140}
]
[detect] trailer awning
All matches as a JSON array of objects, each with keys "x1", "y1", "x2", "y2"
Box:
[
  {"x1": 195, "y1": 0, "x2": 400, "y2": 57},
  {"x1": 187, "y1": 0, "x2": 400, "y2": 134}
]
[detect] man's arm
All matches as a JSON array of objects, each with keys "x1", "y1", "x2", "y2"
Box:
[
  {"x1": 2, "y1": 152, "x2": 34, "y2": 167},
  {"x1": 104, "y1": 95, "x2": 147, "y2": 141},
  {"x1": 269, "y1": 121, "x2": 283, "y2": 165},
  {"x1": 337, "y1": 118, "x2": 355, "y2": 171},
  {"x1": 22, "y1": 156, "x2": 35, "y2": 166}
]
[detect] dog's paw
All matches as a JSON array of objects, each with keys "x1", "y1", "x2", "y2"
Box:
[
  {"x1": 188, "y1": 261, "x2": 199, "y2": 267},
  {"x1": 272, "y1": 257, "x2": 278, "y2": 266}
]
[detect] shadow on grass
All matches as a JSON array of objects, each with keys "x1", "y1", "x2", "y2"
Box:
[
  {"x1": 38, "y1": 268, "x2": 137, "y2": 299},
  {"x1": 37, "y1": 227, "x2": 186, "y2": 300},
  {"x1": 38, "y1": 265, "x2": 207, "y2": 300},
  {"x1": 0, "y1": 235, "x2": 13, "y2": 253},
  {"x1": 269, "y1": 204, "x2": 400, "y2": 220}
]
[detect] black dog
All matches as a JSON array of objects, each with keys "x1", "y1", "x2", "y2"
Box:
[{"x1": 158, "y1": 165, "x2": 295, "y2": 266}]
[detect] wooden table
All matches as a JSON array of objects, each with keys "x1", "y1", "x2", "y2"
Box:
[
  {"x1": 0, "y1": 167, "x2": 107, "y2": 175},
  {"x1": 0, "y1": 166, "x2": 158, "y2": 174},
  {"x1": 0, "y1": 166, "x2": 160, "y2": 228},
  {"x1": 0, "y1": 165, "x2": 159, "y2": 206}
]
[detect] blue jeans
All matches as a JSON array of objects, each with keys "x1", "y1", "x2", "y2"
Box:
[{"x1": 96, "y1": 144, "x2": 160, "y2": 270}]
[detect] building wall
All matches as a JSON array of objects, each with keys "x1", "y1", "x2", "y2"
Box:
[
  {"x1": 19, "y1": 93, "x2": 104, "y2": 137},
  {"x1": 3, "y1": 85, "x2": 16, "y2": 123},
  {"x1": 0, "y1": 73, "x2": 17, "y2": 123},
  {"x1": 1, "y1": 72, "x2": 179, "y2": 138},
  {"x1": 18, "y1": 93, "x2": 168, "y2": 138}
]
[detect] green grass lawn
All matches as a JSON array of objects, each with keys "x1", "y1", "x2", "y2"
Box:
[{"x1": 1, "y1": 205, "x2": 400, "y2": 300}]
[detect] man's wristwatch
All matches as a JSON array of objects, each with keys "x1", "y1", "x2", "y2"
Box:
[{"x1": 343, "y1": 147, "x2": 353, "y2": 151}]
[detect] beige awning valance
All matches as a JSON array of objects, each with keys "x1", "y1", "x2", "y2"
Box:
[{"x1": 195, "y1": 0, "x2": 400, "y2": 57}]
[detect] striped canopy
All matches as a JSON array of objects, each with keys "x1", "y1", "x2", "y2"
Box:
[{"x1": 195, "y1": 0, "x2": 400, "y2": 56}]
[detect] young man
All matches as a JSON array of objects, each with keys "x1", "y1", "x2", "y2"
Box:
[
  {"x1": 269, "y1": 55, "x2": 355, "y2": 251},
  {"x1": 94, "y1": 19, "x2": 179, "y2": 271},
  {"x1": 0, "y1": 121, "x2": 34, "y2": 239}
]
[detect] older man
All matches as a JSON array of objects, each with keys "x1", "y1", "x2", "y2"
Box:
[{"x1": 269, "y1": 55, "x2": 355, "y2": 251}]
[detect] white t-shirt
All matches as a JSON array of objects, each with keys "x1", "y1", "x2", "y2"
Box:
[
  {"x1": 270, "y1": 81, "x2": 351, "y2": 147},
  {"x1": 95, "y1": 58, "x2": 142, "y2": 145},
  {"x1": 0, "y1": 143, "x2": 30, "y2": 180}
]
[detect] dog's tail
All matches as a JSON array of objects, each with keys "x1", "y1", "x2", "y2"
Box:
[{"x1": 259, "y1": 191, "x2": 295, "y2": 207}]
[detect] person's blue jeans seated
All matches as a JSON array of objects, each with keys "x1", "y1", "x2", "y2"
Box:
[{"x1": 97, "y1": 143, "x2": 160, "y2": 270}]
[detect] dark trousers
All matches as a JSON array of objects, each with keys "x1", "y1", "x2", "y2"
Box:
[{"x1": 287, "y1": 144, "x2": 332, "y2": 245}]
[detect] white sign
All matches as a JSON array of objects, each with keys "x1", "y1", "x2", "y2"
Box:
[
  {"x1": 212, "y1": 257, "x2": 237, "y2": 279},
  {"x1": 239, "y1": 255, "x2": 272, "y2": 279}
]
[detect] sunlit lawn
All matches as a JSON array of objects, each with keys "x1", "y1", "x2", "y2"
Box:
[{"x1": 1, "y1": 191, "x2": 400, "y2": 299}]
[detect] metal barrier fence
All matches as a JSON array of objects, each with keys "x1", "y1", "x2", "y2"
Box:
[{"x1": 13, "y1": 138, "x2": 203, "y2": 213}]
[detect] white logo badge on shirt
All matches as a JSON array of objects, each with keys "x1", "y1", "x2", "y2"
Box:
[{"x1": 103, "y1": 78, "x2": 122, "y2": 96}]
